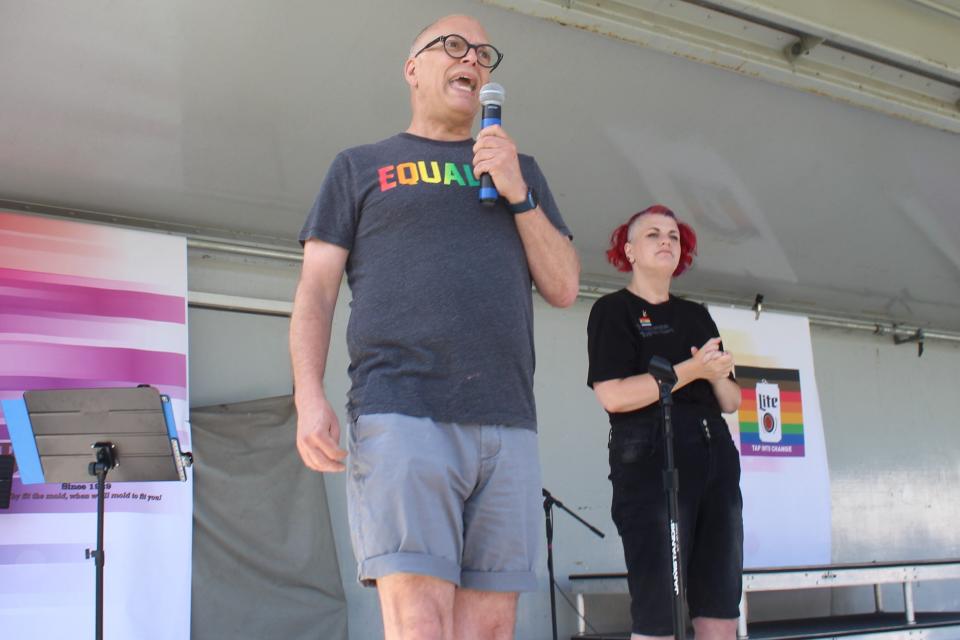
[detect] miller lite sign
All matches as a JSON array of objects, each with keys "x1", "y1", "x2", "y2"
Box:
[
  {"x1": 756, "y1": 381, "x2": 782, "y2": 443},
  {"x1": 736, "y1": 366, "x2": 805, "y2": 457}
]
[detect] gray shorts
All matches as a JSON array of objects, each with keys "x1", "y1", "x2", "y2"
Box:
[{"x1": 346, "y1": 413, "x2": 542, "y2": 592}]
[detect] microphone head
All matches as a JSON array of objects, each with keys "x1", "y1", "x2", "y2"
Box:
[{"x1": 479, "y1": 82, "x2": 505, "y2": 106}]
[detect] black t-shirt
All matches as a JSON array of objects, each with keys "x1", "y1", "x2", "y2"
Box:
[{"x1": 586, "y1": 289, "x2": 727, "y2": 426}]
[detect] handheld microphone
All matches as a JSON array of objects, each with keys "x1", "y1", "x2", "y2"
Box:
[{"x1": 478, "y1": 82, "x2": 505, "y2": 207}]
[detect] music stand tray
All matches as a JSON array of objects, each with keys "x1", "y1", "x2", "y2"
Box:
[
  {"x1": 2, "y1": 386, "x2": 191, "y2": 484},
  {"x1": 0, "y1": 386, "x2": 192, "y2": 640}
]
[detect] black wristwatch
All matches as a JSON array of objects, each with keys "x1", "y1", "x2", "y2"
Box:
[{"x1": 507, "y1": 187, "x2": 538, "y2": 215}]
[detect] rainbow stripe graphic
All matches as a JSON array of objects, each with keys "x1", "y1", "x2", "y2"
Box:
[
  {"x1": 737, "y1": 365, "x2": 805, "y2": 457},
  {"x1": 378, "y1": 160, "x2": 481, "y2": 191},
  {"x1": 0, "y1": 211, "x2": 187, "y2": 513}
]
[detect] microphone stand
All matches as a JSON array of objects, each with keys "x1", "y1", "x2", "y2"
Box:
[
  {"x1": 648, "y1": 356, "x2": 688, "y2": 640},
  {"x1": 542, "y1": 488, "x2": 605, "y2": 640}
]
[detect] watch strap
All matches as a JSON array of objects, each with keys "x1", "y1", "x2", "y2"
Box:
[{"x1": 508, "y1": 187, "x2": 537, "y2": 214}]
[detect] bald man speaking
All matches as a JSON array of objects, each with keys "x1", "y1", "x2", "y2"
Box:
[{"x1": 290, "y1": 13, "x2": 579, "y2": 640}]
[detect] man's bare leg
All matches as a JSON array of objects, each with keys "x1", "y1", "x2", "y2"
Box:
[
  {"x1": 453, "y1": 588, "x2": 519, "y2": 640},
  {"x1": 378, "y1": 573, "x2": 456, "y2": 640}
]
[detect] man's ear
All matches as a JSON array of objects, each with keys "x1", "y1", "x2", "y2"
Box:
[{"x1": 403, "y1": 58, "x2": 417, "y2": 88}]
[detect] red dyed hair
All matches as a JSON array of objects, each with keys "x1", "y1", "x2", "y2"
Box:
[{"x1": 606, "y1": 204, "x2": 697, "y2": 277}]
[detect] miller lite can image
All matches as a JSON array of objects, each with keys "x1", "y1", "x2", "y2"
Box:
[
  {"x1": 736, "y1": 365, "x2": 804, "y2": 457},
  {"x1": 756, "y1": 380, "x2": 782, "y2": 443}
]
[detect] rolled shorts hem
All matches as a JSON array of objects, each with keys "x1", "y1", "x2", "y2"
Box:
[
  {"x1": 461, "y1": 570, "x2": 538, "y2": 593},
  {"x1": 359, "y1": 552, "x2": 461, "y2": 587}
]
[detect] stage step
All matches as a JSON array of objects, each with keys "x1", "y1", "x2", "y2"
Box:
[
  {"x1": 572, "y1": 611, "x2": 960, "y2": 640},
  {"x1": 570, "y1": 560, "x2": 960, "y2": 639}
]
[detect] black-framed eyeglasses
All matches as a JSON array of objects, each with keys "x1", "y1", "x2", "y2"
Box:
[{"x1": 414, "y1": 34, "x2": 503, "y2": 71}]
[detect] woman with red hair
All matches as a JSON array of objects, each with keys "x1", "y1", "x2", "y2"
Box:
[{"x1": 587, "y1": 205, "x2": 743, "y2": 640}]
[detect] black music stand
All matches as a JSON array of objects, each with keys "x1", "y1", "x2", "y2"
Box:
[{"x1": 1, "y1": 386, "x2": 192, "y2": 640}]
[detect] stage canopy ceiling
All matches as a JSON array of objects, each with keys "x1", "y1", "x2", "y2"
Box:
[{"x1": 1, "y1": 0, "x2": 959, "y2": 331}]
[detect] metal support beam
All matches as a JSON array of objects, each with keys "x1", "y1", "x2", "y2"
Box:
[
  {"x1": 188, "y1": 291, "x2": 293, "y2": 317},
  {"x1": 710, "y1": 0, "x2": 960, "y2": 77},
  {"x1": 904, "y1": 580, "x2": 917, "y2": 625},
  {"x1": 576, "y1": 593, "x2": 586, "y2": 635},
  {"x1": 485, "y1": 0, "x2": 960, "y2": 132},
  {"x1": 738, "y1": 589, "x2": 749, "y2": 639}
]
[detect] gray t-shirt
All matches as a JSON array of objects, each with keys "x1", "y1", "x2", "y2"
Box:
[{"x1": 300, "y1": 132, "x2": 570, "y2": 430}]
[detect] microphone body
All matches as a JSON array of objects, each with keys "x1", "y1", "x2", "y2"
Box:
[{"x1": 478, "y1": 83, "x2": 505, "y2": 207}]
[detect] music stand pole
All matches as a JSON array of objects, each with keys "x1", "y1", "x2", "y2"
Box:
[
  {"x1": 86, "y1": 443, "x2": 116, "y2": 640},
  {"x1": 542, "y1": 488, "x2": 605, "y2": 640}
]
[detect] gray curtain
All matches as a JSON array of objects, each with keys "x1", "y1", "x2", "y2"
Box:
[{"x1": 191, "y1": 395, "x2": 347, "y2": 640}]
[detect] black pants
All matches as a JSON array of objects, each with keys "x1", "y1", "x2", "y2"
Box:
[{"x1": 608, "y1": 407, "x2": 744, "y2": 636}]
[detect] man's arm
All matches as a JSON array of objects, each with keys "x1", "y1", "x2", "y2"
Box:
[
  {"x1": 289, "y1": 238, "x2": 350, "y2": 472},
  {"x1": 513, "y1": 211, "x2": 580, "y2": 308},
  {"x1": 473, "y1": 126, "x2": 580, "y2": 308}
]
